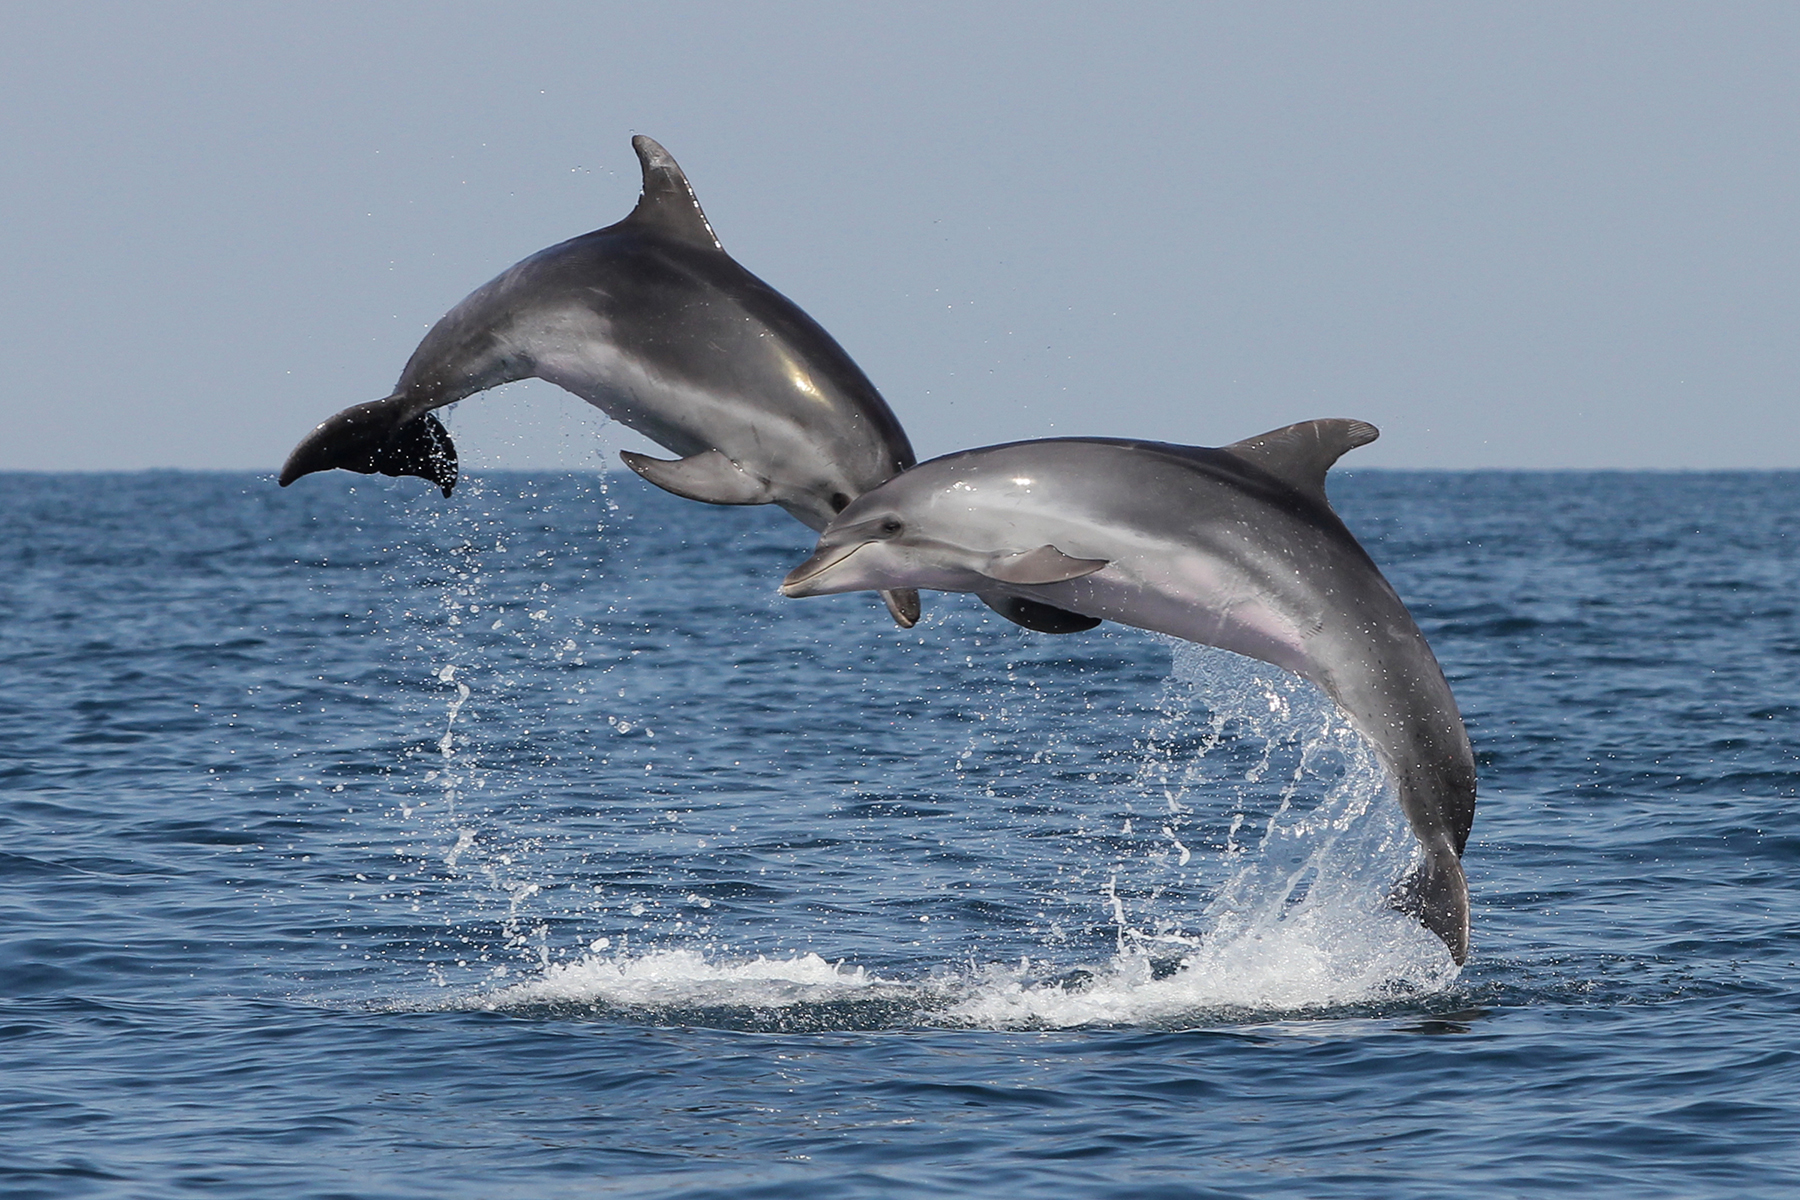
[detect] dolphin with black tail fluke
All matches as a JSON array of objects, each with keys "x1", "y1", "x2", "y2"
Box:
[
  {"x1": 779, "y1": 420, "x2": 1476, "y2": 962},
  {"x1": 279, "y1": 135, "x2": 921, "y2": 627}
]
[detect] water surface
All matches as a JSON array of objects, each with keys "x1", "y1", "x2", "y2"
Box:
[{"x1": 2, "y1": 469, "x2": 1796, "y2": 1197}]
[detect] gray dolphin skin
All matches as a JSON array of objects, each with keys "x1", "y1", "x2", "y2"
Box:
[
  {"x1": 780, "y1": 420, "x2": 1477, "y2": 963},
  {"x1": 279, "y1": 135, "x2": 920, "y2": 627}
]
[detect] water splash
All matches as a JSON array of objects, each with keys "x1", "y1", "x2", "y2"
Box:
[
  {"x1": 350, "y1": 470, "x2": 640, "y2": 986},
  {"x1": 470, "y1": 949, "x2": 901, "y2": 1011},
  {"x1": 313, "y1": 462, "x2": 1461, "y2": 1023},
  {"x1": 424, "y1": 636, "x2": 1459, "y2": 1028}
]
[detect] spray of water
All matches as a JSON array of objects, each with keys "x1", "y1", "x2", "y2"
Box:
[
  {"x1": 356, "y1": 420, "x2": 640, "y2": 988},
  {"x1": 944, "y1": 643, "x2": 1458, "y2": 1026},
  {"x1": 415, "y1": 628, "x2": 1458, "y2": 1026},
  {"x1": 314, "y1": 416, "x2": 1459, "y2": 1022}
]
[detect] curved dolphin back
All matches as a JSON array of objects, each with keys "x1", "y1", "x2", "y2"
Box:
[
  {"x1": 276, "y1": 136, "x2": 730, "y2": 499},
  {"x1": 278, "y1": 134, "x2": 920, "y2": 626}
]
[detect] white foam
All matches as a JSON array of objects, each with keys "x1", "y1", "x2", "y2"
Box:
[
  {"x1": 949, "y1": 908, "x2": 1457, "y2": 1030},
  {"x1": 450, "y1": 909, "x2": 1454, "y2": 1027},
  {"x1": 468, "y1": 949, "x2": 904, "y2": 1011}
]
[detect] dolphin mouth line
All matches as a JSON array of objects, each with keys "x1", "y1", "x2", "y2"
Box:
[{"x1": 780, "y1": 542, "x2": 867, "y2": 595}]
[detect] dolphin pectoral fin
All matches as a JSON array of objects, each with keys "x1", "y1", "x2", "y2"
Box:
[
  {"x1": 620, "y1": 449, "x2": 774, "y2": 507},
  {"x1": 279, "y1": 400, "x2": 458, "y2": 497},
  {"x1": 982, "y1": 545, "x2": 1110, "y2": 586},
  {"x1": 1390, "y1": 847, "x2": 1470, "y2": 965},
  {"x1": 881, "y1": 588, "x2": 921, "y2": 629},
  {"x1": 979, "y1": 593, "x2": 1103, "y2": 635},
  {"x1": 1222, "y1": 419, "x2": 1380, "y2": 507}
]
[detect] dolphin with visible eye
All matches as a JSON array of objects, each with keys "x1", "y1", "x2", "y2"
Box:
[
  {"x1": 279, "y1": 135, "x2": 920, "y2": 627},
  {"x1": 780, "y1": 420, "x2": 1477, "y2": 963}
]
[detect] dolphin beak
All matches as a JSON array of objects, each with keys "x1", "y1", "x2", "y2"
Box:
[
  {"x1": 781, "y1": 546, "x2": 920, "y2": 627},
  {"x1": 780, "y1": 542, "x2": 868, "y2": 597}
]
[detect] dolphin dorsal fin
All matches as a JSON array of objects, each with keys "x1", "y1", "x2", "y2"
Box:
[
  {"x1": 625, "y1": 135, "x2": 723, "y2": 251},
  {"x1": 1223, "y1": 418, "x2": 1379, "y2": 506}
]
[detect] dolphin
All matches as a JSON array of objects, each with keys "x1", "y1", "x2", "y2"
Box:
[
  {"x1": 779, "y1": 420, "x2": 1476, "y2": 962},
  {"x1": 279, "y1": 135, "x2": 921, "y2": 626}
]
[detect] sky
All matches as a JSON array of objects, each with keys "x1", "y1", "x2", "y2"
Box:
[{"x1": 2, "y1": 1, "x2": 1797, "y2": 471}]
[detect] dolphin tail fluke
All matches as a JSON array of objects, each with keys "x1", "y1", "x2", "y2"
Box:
[
  {"x1": 278, "y1": 398, "x2": 458, "y2": 497},
  {"x1": 1390, "y1": 845, "x2": 1470, "y2": 965},
  {"x1": 880, "y1": 588, "x2": 921, "y2": 629}
]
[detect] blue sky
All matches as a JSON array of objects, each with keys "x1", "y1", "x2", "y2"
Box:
[{"x1": 3, "y1": 2, "x2": 1796, "y2": 470}]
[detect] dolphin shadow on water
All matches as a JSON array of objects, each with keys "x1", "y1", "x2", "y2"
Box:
[
  {"x1": 781, "y1": 420, "x2": 1477, "y2": 963},
  {"x1": 279, "y1": 135, "x2": 921, "y2": 627}
]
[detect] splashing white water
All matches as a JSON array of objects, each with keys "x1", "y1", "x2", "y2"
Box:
[
  {"x1": 1062, "y1": 639, "x2": 1462, "y2": 1018},
  {"x1": 948, "y1": 898, "x2": 1455, "y2": 1029},
  {"x1": 362, "y1": 489, "x2": 1459, "y2": 1028},
  {"x1": 453, "y1": 909, "x2": 1450, "y2": 1028},
  {"x1": 436, "y1": 638, "x2": 1459, "y2": 1028},
  {"x1": 467, "y1": 949, "x2": 903, "y2": 1011}
]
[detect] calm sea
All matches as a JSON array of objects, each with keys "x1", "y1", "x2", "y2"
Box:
[{"x1": 2, "y1": 468, "x2": 1797, "y2": 1198}]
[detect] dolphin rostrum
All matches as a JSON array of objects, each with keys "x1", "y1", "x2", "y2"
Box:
[
  {"x1": 279, "y1": 135, "x2": 921, "y2": 626},
  {"x1": 779, "y1": 421, "x2": 1476, "y2": 962}
]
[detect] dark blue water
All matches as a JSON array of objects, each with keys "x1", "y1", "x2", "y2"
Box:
[{"x1": 3, "y1": 468, "x2": 1797, "y2": 1198}]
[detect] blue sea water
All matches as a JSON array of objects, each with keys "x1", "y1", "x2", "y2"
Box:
[{"x1": 2, "y1": 467, "x2": 1798, "y2": 1198}]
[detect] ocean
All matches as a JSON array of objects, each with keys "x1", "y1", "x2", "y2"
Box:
[{"x1": 2, "y1": 467, "x2": 1797, "y2": 1198}]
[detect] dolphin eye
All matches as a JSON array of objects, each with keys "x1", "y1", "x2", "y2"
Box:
[
  {"x1": 877, "y1": 517, "x2": 904, "y2": 538},
  {"x1": 829, "y1": 492, "x2": 852, "y2": 513}
]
